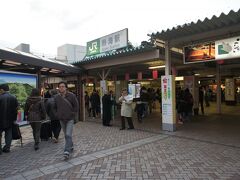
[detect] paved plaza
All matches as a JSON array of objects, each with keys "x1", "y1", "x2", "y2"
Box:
[{"x1": 1, "y1": 103, "x2": 240, "y2": 179}]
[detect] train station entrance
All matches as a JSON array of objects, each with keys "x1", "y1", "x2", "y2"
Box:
[{"x1": 73, "y1": 9, "x2": 240, "y2": 145}]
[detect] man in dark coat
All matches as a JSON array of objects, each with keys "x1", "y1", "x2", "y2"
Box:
[
  {"x1": 102, "y1": 90, "x2": 112, "y2": 126},
  {"x1": 0, "y1": 84, "x2": 18, "y2": 154}
]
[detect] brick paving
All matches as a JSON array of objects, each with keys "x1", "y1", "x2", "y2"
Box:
[
  {"x1": 1, "y1": 102, "x2": 240, "y2": 179},
  {"x1": 32, "y1": 136, "x2": 240, "y2": 179},
  {"x1": 0, "y1": 122, "x2": 156, "y2": 178}
]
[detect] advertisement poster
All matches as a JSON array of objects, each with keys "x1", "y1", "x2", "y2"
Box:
[
  {"x1": 0, "y1": 71, "x2": 37, "y2": 125},
  {"x1": 184, "y1": 42, "x2": 215, "y2": 63},
  {"x1": 161, "y1": 75, "x2": 176, "y2": 130},
  {"x1": 215, "y1": 36, "x2": 240, "y2": 60},
  {"x1": 128, "y1": 83, "x2": 141, "y2": 98}
]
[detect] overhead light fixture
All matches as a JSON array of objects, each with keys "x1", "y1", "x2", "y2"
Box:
[
  {"x1": 148, "y1": 65, "x2": 165, "y2": 69},
  {"x1": 4, "y1": 60, "x2": 21, "y2": 65},
  {"x1": 41, "y1": 68, "x2": 49, "y2": 72},
  {"x1": 49, "y1": 69, "x2": 61, "y2": 73},
  {"x1": 175, "y1": 76, "x2": 184, "y2": 81},
  {"x1": 194, "y1": 73, "x2": 200, "y2": 76},
  {"x1": 207, "y1": 75, "x2": 214, "y2": 77},
  {"x1": 2, "y1": 62, "x2": 16, "y2": 66}
]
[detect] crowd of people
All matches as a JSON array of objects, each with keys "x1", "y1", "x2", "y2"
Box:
[
  {"x1": 0, "y1": 82, "x2": 79, "y2": 159},
  {"x1": 1, "y1": 81, "x2": 216, "y2": 158}
]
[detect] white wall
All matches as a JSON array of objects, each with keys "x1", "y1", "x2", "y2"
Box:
[{"x1": 57, "y1": 44, "x2": 86, "y2": 63}]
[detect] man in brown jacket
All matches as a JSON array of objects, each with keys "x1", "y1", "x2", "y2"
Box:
[{"x1": 54, "y1": 81, "x2": 79, "y2": 159}]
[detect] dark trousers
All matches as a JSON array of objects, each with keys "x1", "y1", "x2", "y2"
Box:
[
  {"x1": 92, "y1": 105, "x2": 98, "y2": 117},
  {"x1": 30, "y1": 122, "x2": 41, "y2": 144},
  {"x1": 0, "y1": 127, "x2": 12, "y2": 151},
  {"x1": 121, "y1": 116, "x2": 134, "y2": 129},
  {"x1": 199, "y1": 101, "x2": 204, "y2": 114},
  {"x1": 51, "y1": 120, "x2": 61, "y2": 139}
]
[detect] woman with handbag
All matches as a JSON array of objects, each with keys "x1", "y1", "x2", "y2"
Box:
[{"x1": 24, "y1": 88, "x2": 46, "y2": 150}]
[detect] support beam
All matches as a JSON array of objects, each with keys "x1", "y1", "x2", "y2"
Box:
[{"x1": 216, "y1": 64, "x2": 222, "y2": 114}]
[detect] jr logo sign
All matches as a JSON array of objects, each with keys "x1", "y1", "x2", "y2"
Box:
[{"x1": 87, "y1": 39, "x2": 100, "y2": 55}]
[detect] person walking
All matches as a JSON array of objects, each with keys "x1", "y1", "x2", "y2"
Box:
[
  {"x1": 54, "y1": 82, "x2": 79, "y2": 159},
  {"x1": 90, "y1": 90, "x2": 100, "y2": 118},
  {"x1": 46, "y1": 89, "x2": 61, "y2": 143},
  {"x1": 84, "y1": 91, "x2": 91, "y2": 117},
  {"x1": 0, "y1": 84, "x2": 18, "y2": 154},
  {"x1": 24, "y1": 88, "x2": 46, "y2": 150},
  {"x1": 199, "y1": 86, "x2": 204, "y2": 115},
  {"x1": 102, "y1": 90, "x2": 112, "y2": 126},
  {"x1": 119, "y1": 89, "x2": 134, "y2": 130}
]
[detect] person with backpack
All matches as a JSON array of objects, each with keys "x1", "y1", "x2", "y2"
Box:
[{"x1": 24, "y1": 88, "x2": 46, "y2": 150}]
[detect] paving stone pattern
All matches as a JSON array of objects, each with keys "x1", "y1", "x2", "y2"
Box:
[{"x1": 37, "y1": 136, "x2": 240, "y2": 180}]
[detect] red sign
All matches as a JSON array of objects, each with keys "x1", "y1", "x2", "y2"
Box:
[
  {"x1": 125, "y1": 73, "x2": 130, "y2": 81},
  {"x1": 137, "y1": 72, "x2": 142, "y2": 80},
  {"x1": 152, "y1": 70, "x2": 158, "y2": 79}
]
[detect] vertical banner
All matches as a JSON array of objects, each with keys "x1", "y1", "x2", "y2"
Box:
[
  {"x1": 125, "y1": 73, "x2": 130, "y2": 81},
  {"x1": 161, "y1": 75, "x2": 176, "y2": 131},
  {"x1": 137, "y1": 72, "x2": 142, "y2": 80},
  {"x1": 100, "y1": 80, "x2": 107, "y2": 117},
  {"x1": 152, "y1": 70, "x2": 158, "y2": 79},
  {"x1": 225, "y1": 78, "x2": 235, "y2": 101}
]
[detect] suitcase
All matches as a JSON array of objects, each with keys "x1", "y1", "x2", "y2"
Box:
[{"x1": 40, "y1": 121, "x2": 52, "y2": 141}]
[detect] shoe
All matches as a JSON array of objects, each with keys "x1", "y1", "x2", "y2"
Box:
[
  {"x1": 34, "y1": 143, "x2": 39, "y2": 151},
  {"x1": 127, "y1": 127, "x2": 134, "y2": 130},
  {"x1": 53, "y1": 138, "x2": 58, "y2": 143},
  {"x1": 119, "y1": 128, "x2": 125, "y2": 130},
  {"x1": 2, "y1": 146, "x2": 10, "y2": 153},
  {"x1": 63, "y1": 151, "x2": 70, "y2": 159}
]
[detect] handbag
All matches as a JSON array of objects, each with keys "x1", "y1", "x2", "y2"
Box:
[{"x1": 12, "y1": 123, "x2": 23, "y2": 147}]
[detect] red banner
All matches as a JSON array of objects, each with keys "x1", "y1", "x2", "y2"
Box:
[
  {"x1": 125, "y1": 73, "x2": 130, "y2": 81},
  {"x1": 152, "y1": 70, "x2": 158, "y2": 79}
]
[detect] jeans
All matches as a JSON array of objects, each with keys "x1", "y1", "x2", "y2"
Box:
[
  {"x1": 60, "y1": 120, "x2": 74, "y2": 153},
  {"x1": 30, "y1": 122, "x2": 41, "y2": 144},
  {"x1": 0, "y1": 128, "x2": 12, "y2": 151}
]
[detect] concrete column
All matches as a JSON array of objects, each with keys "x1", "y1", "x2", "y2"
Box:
[
  {"x1": 165, "y1": 41, "x2": 171, "y2": 75},
  {"x1": 162, "y1": 41, "x2": 176, "y2": 132},
  {"x1": 216, "y1": 64, "x2": 221, "y2": 114}
]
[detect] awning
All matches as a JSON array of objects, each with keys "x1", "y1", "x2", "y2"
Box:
[
  {"x1": 0, "y1": 47, "x2": 82, "y2": 74},
  {"x1": 150, "y1": 9, "x2": 240, "y2": 47}
]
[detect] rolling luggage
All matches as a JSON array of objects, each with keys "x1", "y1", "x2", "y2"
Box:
[{"x1": 40, "y1": 120, "x2": 52, "y2": 141}]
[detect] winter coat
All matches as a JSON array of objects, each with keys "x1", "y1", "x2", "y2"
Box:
[
  {"x1": 24, "y1": 96, "x2": 46, "y2": 122},
  {"x1": 54, "y1": 92, "x2": 79, "y2": 122},
  {"x1": 0, "y1": 92, "x2": 18, "y2": 130},
  {"x1": 119, "y1": 95, "x2": 133, "y2": 117},
  {"x1": 46, "y1": 97, "x2": 57, "y2": 121}
]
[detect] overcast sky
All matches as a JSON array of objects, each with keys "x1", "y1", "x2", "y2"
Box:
[{"x1": 0, "y1": 0, "x2": 239, "y2": 56}]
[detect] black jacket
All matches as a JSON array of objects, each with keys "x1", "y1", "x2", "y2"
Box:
[
  {"x1": 46, "y1": 97, "x2": 57, "y2": 121},
  {"x1": 0, "y1": 92, "x2": 18, "y2": 130}
]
